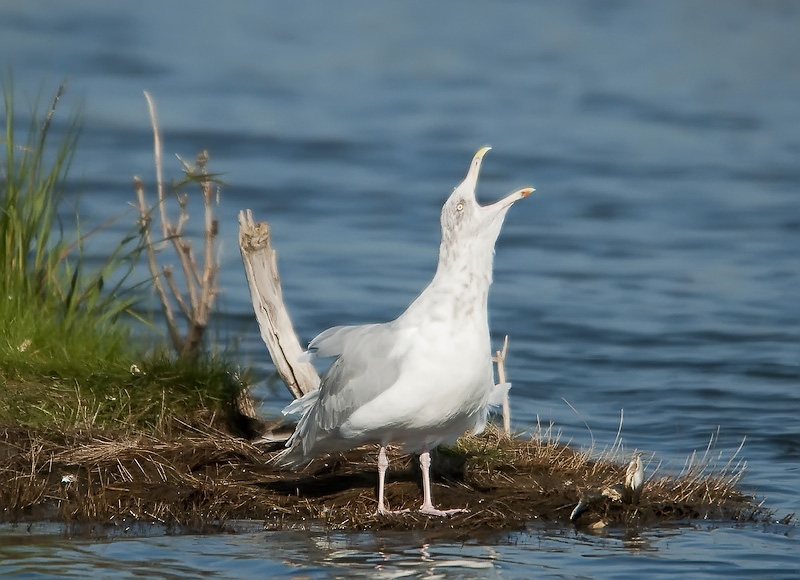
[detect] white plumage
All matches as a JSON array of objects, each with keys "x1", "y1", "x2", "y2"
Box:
[{"x1": 276, "y1": 147, "x2": 532, "y2": 515}]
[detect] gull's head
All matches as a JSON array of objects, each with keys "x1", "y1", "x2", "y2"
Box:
[{"x1": 441, "y1": 146, "x2": 533, "y2": 247}]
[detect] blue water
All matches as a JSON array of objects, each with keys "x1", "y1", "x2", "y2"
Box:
[{"x1": 2, "y1": 0, "x2": 798, "y2": 576}]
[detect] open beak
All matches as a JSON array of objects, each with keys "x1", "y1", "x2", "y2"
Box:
[
  {"x1": 464, "y1": 146, "x2": 534, "y2": 210},
  {"x1": 487, "y1": 187, "x2": 535, "y2": 211},
  {"x1": 461, "y1": 146, "x2": 492, "y2": 195}
]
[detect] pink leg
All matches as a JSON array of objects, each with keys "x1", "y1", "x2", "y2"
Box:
[
  {"x1": 375, "y1": 446, "x2": 409, "y2": 515},
  {"x1": 418, "y1": 450, "x2": 468, "y2": 516}
]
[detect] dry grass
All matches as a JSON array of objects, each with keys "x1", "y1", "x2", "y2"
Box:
[{"x1": 0, "y1": 422, "x2": 767, "y2": 537}]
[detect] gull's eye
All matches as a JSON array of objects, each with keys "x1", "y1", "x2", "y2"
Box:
[{"x1": 456, "y1": 201, "x2": 464, "y2": 212}]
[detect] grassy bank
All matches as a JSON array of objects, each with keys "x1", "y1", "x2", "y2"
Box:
[
  {"x1": 1, "y1": 83, "x2": 245, "y2": 431},
  {"x1": 1, "y1": 83, "x2": 134, "y2": 370}
]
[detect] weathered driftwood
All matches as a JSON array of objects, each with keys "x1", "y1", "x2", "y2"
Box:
[{"x1": 238, "y1": 209, "x2": 320, "y2": 399}]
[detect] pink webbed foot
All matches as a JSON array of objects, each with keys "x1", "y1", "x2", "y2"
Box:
[
  {"x1": 375, "y1": 505, "x2": 411, "y2": 516},
  {"x1": 418, "y1": 504, "x2": 468, "y2": 517},
  {"x1": 416, "y1": 450, "x2": 469, "y2": 517}
]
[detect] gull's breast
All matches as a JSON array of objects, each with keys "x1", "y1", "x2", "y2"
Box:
[{"x1": 340, "y1": 320, "x2": 493, "y2": 442}]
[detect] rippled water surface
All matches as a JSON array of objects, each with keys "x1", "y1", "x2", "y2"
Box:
[{"x1": 2, "y1": 0, "x2": 798, "y2": 576}]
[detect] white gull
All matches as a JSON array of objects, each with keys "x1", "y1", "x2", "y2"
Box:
[{"x1": 276, "y1": 147, "x2": 533, "y2": 516}]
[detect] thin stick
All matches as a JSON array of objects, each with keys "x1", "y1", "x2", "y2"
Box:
[
  {"x1": 163, "y1": 267, "x2": 192, "y2": 319},
  {"x1": 493, "y1": 335, "x2": 511, "y2": 436},
  {"x1": 199, "y1": 154, "x2": 218, "y2": 324},
  {"x1": 562, "y1": 397, "x2": 595, "y2": 451},
  {"x1": 143, "y1": 91, "x2": 168, "y2": 241},
  {"x1": 134, "y1": 177, "x2": 184, "y2": 352}
]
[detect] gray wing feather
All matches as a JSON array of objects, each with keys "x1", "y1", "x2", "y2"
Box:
[
  {"x1": 314, "y1": 323, "x2": 402, "y2": 429},
  {"x1": 281, "y1": 322, "x2": 403, "y2": 461},
  {"x1": 306, "y1": 324, "x2": 377, "y2": 358}
]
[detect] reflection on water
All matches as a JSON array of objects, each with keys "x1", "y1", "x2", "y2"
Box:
[
  {"x1": 1, "y1": 0, "x2": 799, "y2": 575},
  {"x1": 1, "y1": 522, "x2": 796, "y2": 578}
]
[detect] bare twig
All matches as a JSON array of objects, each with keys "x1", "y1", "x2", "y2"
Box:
[
  {"x1": 134, "y1": 94, "x2": 220, "y2": 358},
  {"x1": 162, "y1": 267, "x2": 191, "y2": 319},
  {"x1": 563, "y1": 397, "x2": 595, "y2": 451},
  {"x1": 143, "y1": 91, "x2": 168, "y2": 241},
  {"x1": 134, "y1": 177, "x2": 184, "y2": 353}
]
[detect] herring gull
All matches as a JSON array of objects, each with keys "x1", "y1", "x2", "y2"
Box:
[{"x1": 276, "y1": 147, "x2": 533, "y2": 516}]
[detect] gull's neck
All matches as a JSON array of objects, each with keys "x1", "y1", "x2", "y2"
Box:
[
  {"x1": 433, "y1": 234, "x2": 495, "y2": 292},
  {"x1": 401, "y1": 235, "x2": 496, "y2": 325}
]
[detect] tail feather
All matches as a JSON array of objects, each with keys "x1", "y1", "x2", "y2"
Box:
[
  {"x1": 271, "y1": 440, "x2": 312, "y2": 469},
  {"x1": 488, "y1": 382, "x2": 511, "y2": 408},
  {"x1": 282, "y1": 389, "x2": 319, "y2": 417},
  {"x1": 272, "y1": 391, "x2": 321, "y2": 469}
]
